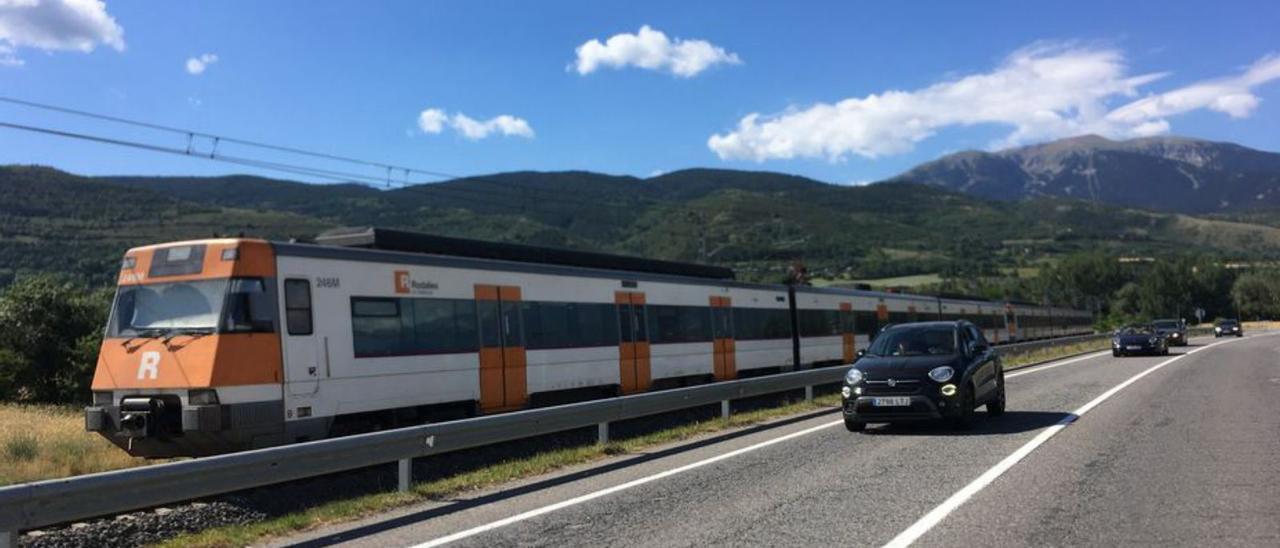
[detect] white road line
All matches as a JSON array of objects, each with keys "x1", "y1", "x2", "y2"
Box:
[
  {"x1": 1006, "y1": 350, "x2": 1111, "y2": 379},
  {"x1": 409, "y1": 419, "x2": 844, "y2": 548},
  {"x1": 881, "y1": 333, "x2": 1266, "y2": 548}
]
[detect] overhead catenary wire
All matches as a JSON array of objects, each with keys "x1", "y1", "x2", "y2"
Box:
[
  {"x1": 0, "y1": 120, "x2": 649, "y2": 225},
  {"x1": 0, "y1": 96, "x2": 663, "y2": 213}
]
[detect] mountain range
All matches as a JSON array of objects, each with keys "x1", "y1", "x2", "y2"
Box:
[
  {"x1": 890, "y1": 135, "x2": 1280, "y2": 213},
  {"x1": 4, "y1": 145, "x2": 1280, "y2": 289}
]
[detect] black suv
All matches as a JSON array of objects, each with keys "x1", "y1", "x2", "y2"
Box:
[
  {"x1": 1151, "y1": 319, "x2": 1187, "y2": 346},
  {"x1": 841, "y1": 321, "x2": 1005, "y2": 432},
  {"x1": 1214, "y1": 319, "x2": 1243, "y2": 337}
]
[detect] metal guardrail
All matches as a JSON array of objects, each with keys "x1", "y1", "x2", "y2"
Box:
[
  {"x1": 996, "y1": 333, "x2": 1109, "y2": 356},
  {"x1": 0, "y1": 366, "x2": 846, "y2": 545}
]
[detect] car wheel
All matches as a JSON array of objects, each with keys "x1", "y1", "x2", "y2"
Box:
[
  {"x1": 951, "y1": 385, "x2": 975, "y2": 430},
  {"x1": 987, "y1": 376, "x2": 1006, "y2": 417},
  {"x1": 1163, "y1": 347, "x2": 1170, "y2": 355},
  {"x1": 844, "y1": 418, "x2": 866, "y2": 432},
  {"x1": 1112, "y1": 349, "x2": 1120, "y2": 357}
]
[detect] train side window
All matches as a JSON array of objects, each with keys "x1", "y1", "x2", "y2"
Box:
[{"x1": 284, "y1": 279, "x2": 313, "y2": 336}]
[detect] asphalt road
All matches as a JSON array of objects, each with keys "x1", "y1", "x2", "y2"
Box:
[{"x1": 277, "y1": 333, "x2": 1279, "y2": 548}]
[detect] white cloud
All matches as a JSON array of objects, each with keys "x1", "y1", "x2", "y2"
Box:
[
  {"x1": 708, "y1": 44, "x2": 1280, "y2": 162},
  {"x1": 416, "y1": 108, "x2": 534, "y2": 140},
  {"x1": 0, "y1": 43, "x2": 20, "y2": 66},
  {"x1": 0, "y1": 0, "x2": 124, "y2": 66},
  {"x1": 185, "y1": 52, "x2": 217, "y2": 75},
  {"x1": 417, "y1": 108, "x2": 447, "y2": 133},
  {"x1": 1105, "y1": 54, "x2": 1280, "y2": 126},
  {"x1": 573, "y1": 25, "x2": 740, "y2": 78}
]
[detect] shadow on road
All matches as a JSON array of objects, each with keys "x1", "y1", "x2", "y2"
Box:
[
  {"x1": 285, "y1": 405, "x2": 839, "y2": 547},
  {"x1": 861, "y1": 410, "x2": 1071, "y2": 437}
]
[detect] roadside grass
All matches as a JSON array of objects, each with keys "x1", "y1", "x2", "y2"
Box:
[
  {"x1": 1243, "y1": 321, "x2": 1280, "y2": 331},
  {"x1": 1002, "y1": 339, "x2": 1111, "y2": 371},
  {"x1": 157, "y1": 393, "x2": 843, "y2": 548},
  {"x1": 0, "y1": 404, "x2": 154, "y2": 486}
]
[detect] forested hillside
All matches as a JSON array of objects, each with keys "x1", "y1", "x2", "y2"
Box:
[{"x1": 3, "y1": 165, "x2": 1280, "y2": 290}]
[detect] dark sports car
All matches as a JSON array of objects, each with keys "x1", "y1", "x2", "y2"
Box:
[
  {"x1": 1152, "y1": 319, "x2": 1187, "y2": 346},
  {"x1": 1214, "y1": 319, "x2": 1244, "y2": 337},
  {"x1": 1112, "y1": 325, "x2": 1169, "y2": 357}
]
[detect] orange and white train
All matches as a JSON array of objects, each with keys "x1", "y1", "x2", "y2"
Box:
[{"x1": 85, "y1": 228, "x2": 1092, "y2": 457}]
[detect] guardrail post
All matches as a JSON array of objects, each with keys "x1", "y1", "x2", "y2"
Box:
[
  {"x1": 597, "y1": 422, "x2": 609, "y2": 444},
  {"x1": 720, "y1": 400, "x2": 730, "y2": 419},
  {"x1": 397, "y1": 458, "x2": 411, "y2": 493},
  {"x1": 1, "y1": 530, "x2": 17, "y2": 548},
  {"x1": 804, "y1": 385, "x2": 814, "y2": 403}
]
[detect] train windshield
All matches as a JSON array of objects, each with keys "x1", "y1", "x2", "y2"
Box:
[
  {"x1": 108, "y1": 278, "x2": 275, "y2": 337},
  {"x1": 866, "y1": 326, "x2": 956, "y2": 357}
]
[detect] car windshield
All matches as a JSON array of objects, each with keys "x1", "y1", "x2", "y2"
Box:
[
  {"x1": 107, "y1": 278, "x2": 275, "y2": 337},
  {"x1": 1218, "y1": 320, "x2": 1239, "y2": 326},
  {"x1": 867, "y1": 326, "x2": 956, "y2": 357},
  {"x1": 1119, "y1": 326, "x2": 1154, "y2": 335},
  {"x1": 1151, "y1": 320, "x2": 1180, "y2": 329}
]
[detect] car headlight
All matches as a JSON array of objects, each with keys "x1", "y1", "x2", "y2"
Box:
[
  {"x1": 1148, "y1": 337, "x2": 1158, "y2": 344},
  {"x1": 928, "y1": 366, "x2": 955, "y2": 383},
  {"x1": 1215, "y1": 327, "x2": 1222, "y2": 332},
  {"x1": 844, "y1": 368, "x2": 864, "y2": 385}
]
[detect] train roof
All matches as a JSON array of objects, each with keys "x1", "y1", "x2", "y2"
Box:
[{"x1": 314, "y1": 227, "x2": 735, "y2": 280}]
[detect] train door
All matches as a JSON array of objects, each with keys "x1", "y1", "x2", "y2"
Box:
[
  {"x1": 615, "y1": 292, "x2": 651, "y2": 394},
  {"x1": 875, "y1": 302, "x2": 889, "y2": 332},
  {"x1": 710, "y1": 296, "x2": 736, "y2": 380},
  {"x1": 476, "y1": 284, "x2": 526, "y2": 412},
  {"x1": 282, "y1": 277, "x2": 320, "y2": 397},
  {"x1": 839, "y1": 302, "x2": 855, "y2": 363},
  {"x1": 1005, "y1": 304, "x2": 1017, "y2": 341}
]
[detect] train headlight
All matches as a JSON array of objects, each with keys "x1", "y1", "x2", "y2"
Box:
[
  {"x1": 928, "y1": 366, "x2": 955, "y2": 383},
  {"x1": 92, "y1": 391, "x2": 113, "y2": 406},
  {"x1": 188, "y1": 389, "x2": 219, "y2": 406},
  {"x1": 844, "y1": 368, "x2": 865, "y2": 385}
]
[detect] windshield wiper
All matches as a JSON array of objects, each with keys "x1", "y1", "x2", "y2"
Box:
[
  {"x1": 120, "y1": 328, "x2": 167, "y2": 347},
  {"x1": 162, "y1": 328, "x2": 215, "y2": 345}
]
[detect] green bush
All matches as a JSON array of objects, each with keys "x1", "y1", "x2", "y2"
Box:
[{"x1": 0, "y1": 275, "x2": 112, "y2": 403}]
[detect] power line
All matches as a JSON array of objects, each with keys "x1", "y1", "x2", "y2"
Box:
[
  {"x1": 0, "y1": 121, "x2": 640, "y2": 225},
  {"x1": 0, "y1": 96, "x2": 663, "y2": 212}
]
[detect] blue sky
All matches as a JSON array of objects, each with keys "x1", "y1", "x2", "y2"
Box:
[{"x1": 1, "y1": 0, "x2": 1278, "y2": 186}]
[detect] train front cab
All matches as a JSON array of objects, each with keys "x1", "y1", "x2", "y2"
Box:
[{"x1": 84, "y1": 239, "x2": 290, "y2": 457}]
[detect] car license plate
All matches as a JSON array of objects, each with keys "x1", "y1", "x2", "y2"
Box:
[
  {"x1": 1126, "y1": 345, "x2": 1141, "y2": 350},
  {"x1": 872, "y1": 397, "x2": 911, "y2": 407}
]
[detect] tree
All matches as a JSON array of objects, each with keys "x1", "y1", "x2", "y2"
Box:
[
  {"x1": 0, "y1": 275, "x2": 112, "y2": 403},
  {"x1": 1231, "y1": 271, "x2": 1280, "y2": 320}
]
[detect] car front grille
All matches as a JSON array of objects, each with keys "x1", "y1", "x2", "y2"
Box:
[{"x1": 864, "y1": 378, "x2": 923, "y2": 396}]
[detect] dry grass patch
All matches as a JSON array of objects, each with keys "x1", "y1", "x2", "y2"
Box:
[
  {"x1": 1002, "y1": 339, "x2": 1111, "y2": 370},
  {"x1": 0, "y1": 404, "x2": 154, "y2": 486}
]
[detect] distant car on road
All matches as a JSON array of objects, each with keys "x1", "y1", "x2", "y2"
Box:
[
  {"x1": 1112, "y1": 324, "x2": 1169, "y2": 357},
  {"x1": 841, "y1": 320, "x2": 1005, "y2": 432},
  {"x1": 1214, "y1": 319, "x2": 1244, "y2": 338},
  {"x1": 1151, "y1": 319, "x2": 1187, "y2": 346}
]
